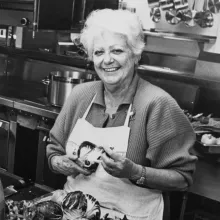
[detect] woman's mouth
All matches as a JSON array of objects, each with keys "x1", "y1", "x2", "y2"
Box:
[{"x1": 103, "y1": 67, "x2": 120, "y2": 72}]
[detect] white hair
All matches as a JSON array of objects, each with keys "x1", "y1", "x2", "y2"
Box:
[{"x1": 80, "y1": 9, "x2": 145, "y2": 61}]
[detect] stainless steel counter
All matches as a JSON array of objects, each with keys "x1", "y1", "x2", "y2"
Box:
[
  {"x1": 0, "y1": 77, "x2": 60, "y2": 175},
  {"x1": 0, "y1": 77, "x2": 60, "y2": 119},
  {"x1": 13, "y1": 99, "x2": 60, "y2": 120},
  {"x1": 0, "y1": 96, "x2": 14, "y2": 108}
]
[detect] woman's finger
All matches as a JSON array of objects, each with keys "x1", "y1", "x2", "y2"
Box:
[
  {"x1": 101, "y1": 160, "x2": 114, "y2": 175},
  {"x1": 74, "y1": 163, "x2": 92, "y2": 176},
  {"x1": 102, "y1": 146, "x2": 122, "y2": 161},
  {"x1": 101, "y1": 152, "x2": 115, "y2": 168},
  {"x1": 52, "y1": 155, "x2": 91, "y2": 176}
]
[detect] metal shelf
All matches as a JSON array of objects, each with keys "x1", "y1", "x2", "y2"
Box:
[
  {"x1": 144, "y1": 29, "x2": 217, "y2": 43},
  {"x1": 0, "y1": 45, "x2": 88, "y2": 68},
  {"x1": 138, "y1": 64, "x2": 192, "y2": 75}
]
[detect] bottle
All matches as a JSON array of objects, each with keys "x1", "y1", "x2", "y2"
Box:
[{"x1": 0, "y1": 179, "x2": 5, "y2": 220}]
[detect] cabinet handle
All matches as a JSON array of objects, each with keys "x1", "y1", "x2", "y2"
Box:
[
  {"x1": 43, "y1": 136, "x2": 51, "y2": 143},
  {"x1": 43, "y1": 136, "x2": 47, "y2": 142}
]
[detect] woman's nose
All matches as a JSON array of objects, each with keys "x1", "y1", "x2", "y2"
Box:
[{"x1": 103, "y1": 52, "x2": 113, "y2": 64}]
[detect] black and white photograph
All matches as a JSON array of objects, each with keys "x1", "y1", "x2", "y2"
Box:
[{"x1": 0, "y1": 0, "x2": 220, "y2": 219}]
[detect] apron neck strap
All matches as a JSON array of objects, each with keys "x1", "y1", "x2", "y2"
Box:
[
  {"x1": 124, "y1": 104, "x2": 133, "y2": 127},
  {"x1": 83, "y1": 94, "x2": 133, "y2": 127},
  {"x1": 82, "y1": 94, "x2": 97, "y2": 119}
]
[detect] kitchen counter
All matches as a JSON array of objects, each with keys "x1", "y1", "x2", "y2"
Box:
[
  {"x1": 0, "y1": 168, "x2": 52, "y2": 202},
  {"x1": 188, "y1": 143, "x2": 220, "y2": 203},
  {"x1": 189, "y1": 158, "x2": 220, "y2": 202},
  {"x1": 13, "y1": 99, "x2": 60, "y2": 120},
  {"x1": 0, "y1": 77, "x2": 61, "y2": 175},
  {"x1": 0, "y1": 77, "x2": 60, "y2": 119}
]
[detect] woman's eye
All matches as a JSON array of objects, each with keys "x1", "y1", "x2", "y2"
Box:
[
  {"x1": 112, "y1": 49, "x2": 123, "y2": 54},
  {"x1": 94, "y1": 51, "x2": 104, "y2": 56}
]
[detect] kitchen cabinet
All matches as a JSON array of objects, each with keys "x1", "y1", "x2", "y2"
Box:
[
  {"x1": 12, "y1": 109, "x2": 58, "y2": 184},
  {"x1": 0, "y1": 0, "x2": 75, "y2": 31},
  {"x1": 13, "y1": 124, "x2": 39, "y2": 181},
  {"x1": 0, "y1": 105, "x2": 17, "y2": 173},
  {"x1": 189, "y1": 157, "x2": 220, "y2": 202},
  {"x1": 35, "y1": 121, "x2": 66, "y2": 190},
  {"x1": 0, "y1": 119, "x2": 10, "y2": 170},
  {"x1": 0, "y1": 54, "x2": 7, "y2": 76}
]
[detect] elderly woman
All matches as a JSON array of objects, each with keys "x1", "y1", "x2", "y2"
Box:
[{"x1": 47, "y1": 9, "x2": 197, "y2": 220}]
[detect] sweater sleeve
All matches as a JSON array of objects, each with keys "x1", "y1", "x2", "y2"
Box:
[
  {"x1": 146, "y1": 95, "x2": 198, "y2": 186},
  {"x1": 46, "y1": 89, "x2": 77, "y2": 172},
  {"x1": 46, "y1": 81, "x2": 97, "y2": 172}
]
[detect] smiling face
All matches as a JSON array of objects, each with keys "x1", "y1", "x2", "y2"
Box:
[{"x1": 92, "y1": 31, "x2": 137, "y2": 88}]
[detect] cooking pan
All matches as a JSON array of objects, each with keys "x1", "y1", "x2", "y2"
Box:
[
  {"x1": 150, "y1": 6, "x2": 161, "y2": 23},
  {"x1": 42, "y1": 70, "x2": 94, "y2": 107},
  {"x1": 183, "y1": 0, "x2": 198, "y2": 27},
  {"x1": 198, "y1": 0, "x2": 214, "y2": 28},
  {"x1": 165, "y1": 0, "x2": 188, "y2": 25}
]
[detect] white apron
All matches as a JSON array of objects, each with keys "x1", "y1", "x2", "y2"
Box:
[{"x1": 64, "y1": 95, "x2": 164, "y2": 220}]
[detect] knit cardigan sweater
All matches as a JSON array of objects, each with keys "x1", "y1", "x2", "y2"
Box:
[{"x1": 47, "y1": 75, "x2": 197, "y2": 187}]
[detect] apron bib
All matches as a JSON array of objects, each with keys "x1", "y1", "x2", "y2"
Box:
[{"x1": 64, "y1": 95, "x2": 164, "y2": 220}]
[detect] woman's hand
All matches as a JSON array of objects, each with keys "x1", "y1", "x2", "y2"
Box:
[
  {"x1": 101, "y1": 146, "x2": 141, "y2": 179},
  {"x1": 51, "y1": 155, "x2": 92, "y2": 177}
]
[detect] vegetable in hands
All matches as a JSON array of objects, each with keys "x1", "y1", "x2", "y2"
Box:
[
  {"x1": 100, "y1": 146, "x2": 142, "y2": 179},
  {"x1": 51, "y1": 155, "x2": 92, "y2": 177},
  {"x1": 77, "y1": 141, "x2": 104, "y2": 172},
  {"x1": 62, "y1": 191, "x2": 101, "y2": 220}
]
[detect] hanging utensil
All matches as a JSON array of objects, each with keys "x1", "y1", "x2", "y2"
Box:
[
  {"x1": 183, "y1": 0, "x2": 198, "y2": 27},
  {"x1": 148, "y1": 0, "x2": 160, "y2": 8},
  {"x1": 175, "y1": 0, "x2": 190, "y2": 23},
  {"x1": 214, "y1": 0, "x2": 220, "y2": 12},
  {"x1": 208, "y1": 0, "x2": 217, "y2": 13},
  {"x1": 160, "y1": 0, "x2": 174, "y2": 11},
  {"x1": 173, "y1": 0, "x2": 183, "y2": 10},
  {"x1": 159, "y1": 0, "x2": 167, "y2": 8},
  {"x1": 174, "y1": 0, "x2": 189, "y2": 10},
  {"x1": 148, "y1": 0, "x2": 161, "y2": 22},
  {"x1": 198, "y1": 0, "x2": 214, "y2": 28},
  {"x1": 165, "y1": 9, "x2": 182, "y2": 25},
  {"x1": 150, "y1": 6, "x2": 161, "y2": 22},
  {"x1": 165, "y1": 0, "x2": 185, "y2": 25}
]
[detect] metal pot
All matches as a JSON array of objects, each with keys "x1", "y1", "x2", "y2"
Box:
[
  {"x1": 42, "y1": 70, "x2": 94, "y2": 107},
  {"x1": 150, "y1": 6, "x2": 161, "y2": 23}
]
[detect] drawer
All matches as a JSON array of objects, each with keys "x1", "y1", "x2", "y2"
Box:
[{"x1": 0, "y1": 119, "x2": 9, "y2": 171}]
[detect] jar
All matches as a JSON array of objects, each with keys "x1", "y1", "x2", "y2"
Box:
[{"x1": 0, "y1": 179, "x2": 5, "y2": 220}]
